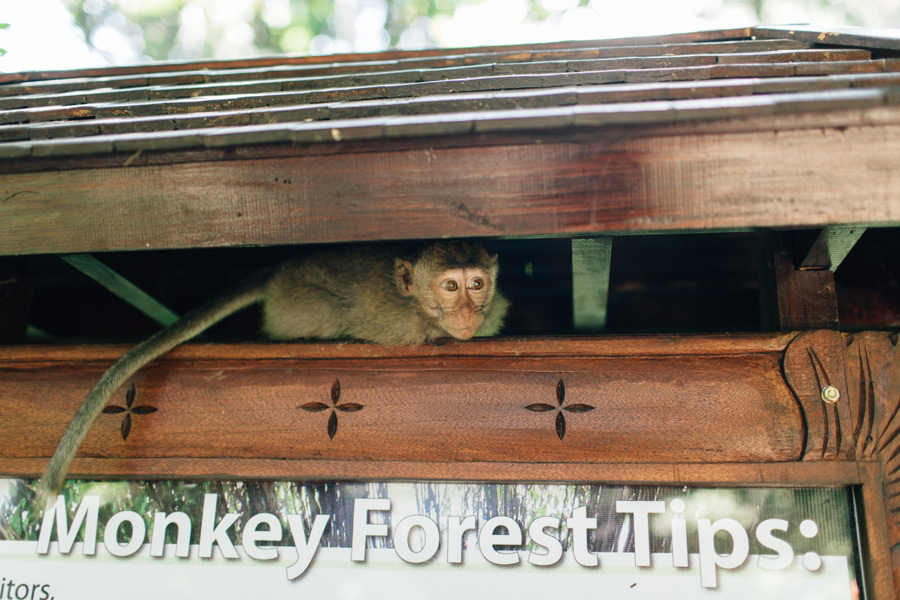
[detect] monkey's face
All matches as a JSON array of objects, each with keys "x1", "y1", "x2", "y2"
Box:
[{"x1": 425, "y1": 268, "x2": 493, "y2": 339}]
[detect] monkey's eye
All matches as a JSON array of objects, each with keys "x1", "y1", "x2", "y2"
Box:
[
  {"x1": 441, "y1": 280, "x2": 459, "y2": 292},
  {"x1": 470, "y1": 278, "x2": 484, "y2": 290}
]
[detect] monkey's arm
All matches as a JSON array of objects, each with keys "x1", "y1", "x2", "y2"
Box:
[
  {"x1": 36, "y1": 273, "x2": 270, "y2": 506},
  {"x1": 475, "y1": 293, "x2": 509, "y2": 337}
]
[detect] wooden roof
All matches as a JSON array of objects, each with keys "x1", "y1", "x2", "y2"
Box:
[{"x1": 2, "y1": 25, "x2": 900, "y2": 256}]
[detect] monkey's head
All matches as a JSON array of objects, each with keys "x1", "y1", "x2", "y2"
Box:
[{"x1": 394, "y1": 242, "x2": 500, "y2": 340}]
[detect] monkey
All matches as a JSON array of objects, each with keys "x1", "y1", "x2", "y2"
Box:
[{"x1": 36, "y1": 241, "x2": 508, "y2": 505}]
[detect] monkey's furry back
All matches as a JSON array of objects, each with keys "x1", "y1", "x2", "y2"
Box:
[{"x1": 262, "y1": 245, "x2": 506, "y2": 345}]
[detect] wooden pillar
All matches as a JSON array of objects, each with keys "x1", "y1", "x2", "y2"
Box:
[{"x1": 759, "y1": 232, "x2": 840, "y2": 331}]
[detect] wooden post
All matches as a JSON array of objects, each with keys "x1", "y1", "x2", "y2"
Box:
[
  {"x1": 571, "y1": 238, "x2": 612, "y2": 332},
  {"x1": 759, "y1": 232, "x2": 840, "y2": 331}
]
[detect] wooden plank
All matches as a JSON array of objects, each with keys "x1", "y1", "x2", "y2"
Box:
[
  {"x1": 0, "y1": 87, "x2": 891, "y2": 162},
  {"x1": 760, "y1": 233, "x2": 840, "y2": 331},
  {"x1": 60, "y1": 254, "x2": 180, "y2": 327},
  {"x1": 755, "y1": 25, "x2": 900, "y2": 52},
  {"x1": 3, "y1": 71, "x2": 899, "y2": 146},
  {"x1": 0, "y1": 335, "x2": 803, "y2": 480},
  {"x1": 0, "y1": 457, "x2": 863, "y2": 486},
  {"x1": 796, "y1": 226, "x2": 866, "y2": 271},
  {"x1": 0, "y1": 27, "x2": 755, "y2": 85},
  {"x1": 858, "y1": 462, "x2": 897, "y2": 600},
  {"x1": 0, "y1": 39, "x2": 807, "y2": 98},
  {"x1": 2, "y1": 111, "x2": 900, "y2": 254},
  {"x1": 571, "y1": 238, "x2": 612, "y2": 332},
  {"x1": 3, "y1": 59, "x2": 890, "y2": 128},
  {"x1": 0, "y1": 48, "x2": 866, "y2": 113}
]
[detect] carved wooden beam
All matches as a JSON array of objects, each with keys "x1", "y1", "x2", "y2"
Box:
[
  {"x1": 2, "y1": 332, "x2": 897, "y2": 595},
  {"x1": 784, "y1": 330, "x2": 900, "y2": 596}
]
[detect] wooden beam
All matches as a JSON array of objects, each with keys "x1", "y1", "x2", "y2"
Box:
[
  {"x1": 3, "y1": 113, "x2": 900, "y2": 255},
  {"x1": 754, "y1": 25, "x2": 900, "y2": 52},
  {"x1": 60, "y1": 254, "x2": 180, "y2": 327},
  {"x1": 760, "y1": 233, "x2": 840, "y2": 331},
  {"x1": 571, "y1": 237, "x2": 612, "y2": 331},
  {"x1": 795, "y1": 225, "x2": 866, "y2": 271},
  {"x1": 0, "y1": 335, "x2": 804, "y2": 481}
]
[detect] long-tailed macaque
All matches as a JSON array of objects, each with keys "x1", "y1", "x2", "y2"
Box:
[{"x1": 37, "y1": 241, "x2": 508, "y2": 504}]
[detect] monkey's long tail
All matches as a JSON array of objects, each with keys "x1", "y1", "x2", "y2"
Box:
[{"x1": 35, "y1": 272, "x2": 271, "y2": 508}]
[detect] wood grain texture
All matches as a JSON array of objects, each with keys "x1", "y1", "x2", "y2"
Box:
[
  {"x1": 784, "y1": 330, "x2": 900, "y2": 598},
  {"x1": 0, "y1": 335, "x2": 803, "y2": 480},
  {"x1": 761, "y1": 233, "x2": 840, "y2": 331},
  {"x1": 0, "y1": 28, "x2": 755, "y2": 85},
  {"x1": 3, "y1": 112, "x2": 900, "y2": 255},
  {"x1": 0, "y1": 39, "x2": 807, "y2": 98}
]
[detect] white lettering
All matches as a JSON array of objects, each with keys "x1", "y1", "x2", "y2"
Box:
[
  {"x1": 104, "y1": 511, "x2": 145, "y2": 557},
  {"x1": 478, "y1": 516, "x2": 521, "y2": 566},
  {"x1": 616, "y1": 500, "x2": 665, "y2": 567},
  {"x1": 285, "y1": 514, "x2": 330, "y2": 580},
  {"x1": 698, "y1": 518, "x2": 749, "y2": 588},
  {"x1": 351, "y1": 498, "x2": 390, "y2": 562},
  {"x1": 242, "y1": 513, "x2": 282, "y2": 561},
  {"x1": 393, "y1": 515, "x2": 440, "y2": 564},
  {"x1": 36, "y1": 495, "x2": 99, "y2": 555},
  {"x1": 568, "y1": 506, "x2": 598, "y2": 567},
  {"x1": 447, "y1": 515, "x2": 477, "y2": 564},
  {"x1": 198, "y1": 493, "x2": 240, "y2": 559},
  {"x1": 527, "y1": 516, "x2": 562, "y2": 566},
  {"x1": 150, "y1": 512, "x2": 191, "y2": 558},
  {"x1": 756, "y1": 519, "x2": 794, "y2": 570}
]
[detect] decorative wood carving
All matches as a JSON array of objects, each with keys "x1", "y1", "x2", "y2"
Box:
[
  {"x1": 101, "y1": 383, "x2": 158, "y2": 441},
  {"x1": 0, "y1": 336, "x2": 802, "y2": 478},
  {"x1": 785, "y1": 331, "x2": 900, "y2": 470},
  {"x1": 784, "y1": 329, "x2": 900, "y2": 591}
]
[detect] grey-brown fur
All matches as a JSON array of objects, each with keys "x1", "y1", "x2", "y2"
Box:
[{"x1": 36, "y1": 242, "x2": 508, "y2": 505}]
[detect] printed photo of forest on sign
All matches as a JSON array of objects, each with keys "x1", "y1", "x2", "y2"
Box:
[{"x1": 0, "y1": 478, "x2": 857, "y2": 558}]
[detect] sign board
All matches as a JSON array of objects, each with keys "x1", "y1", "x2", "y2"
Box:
[{"x1": 0, "y1": 479, "x2": 861, "y2": 599}]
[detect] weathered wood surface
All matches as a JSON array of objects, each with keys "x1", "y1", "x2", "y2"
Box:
[
  {"x1": 0, "y1": 41, "x2": 822, "y2": 104},
  {"x1": 3, "y1": 111, "x2": 900, "y2": 255},
  {"x1": 756, "y1": 24, "x2": 900, "y2": 51},
  {"x1": 0, "y1": 334, "x2": 803, "y2": 481},
  {"x1": 4, "y1": 71, "x2": 899, "y2": 147},
  {"x1": 760, "y1": 233, "x2": 840, "y2": 331},
  {"x1": 0, "y1": 28, "x2": 758, "y2": 85},
  {"x1": 784, "y1": 330, "x2": 900, "y2": 597}
]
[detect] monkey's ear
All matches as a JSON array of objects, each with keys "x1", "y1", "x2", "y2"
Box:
[
  {"x1": 491, "y1": 254, "x2": 499, "y2": 266},
  {"x1": 394, "y1": 258, "x2": 415, "y2": 296}
]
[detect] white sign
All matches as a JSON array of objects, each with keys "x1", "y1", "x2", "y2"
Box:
[{"x1": 0, "y1": 480, "x2": 859, "y2": 599}]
